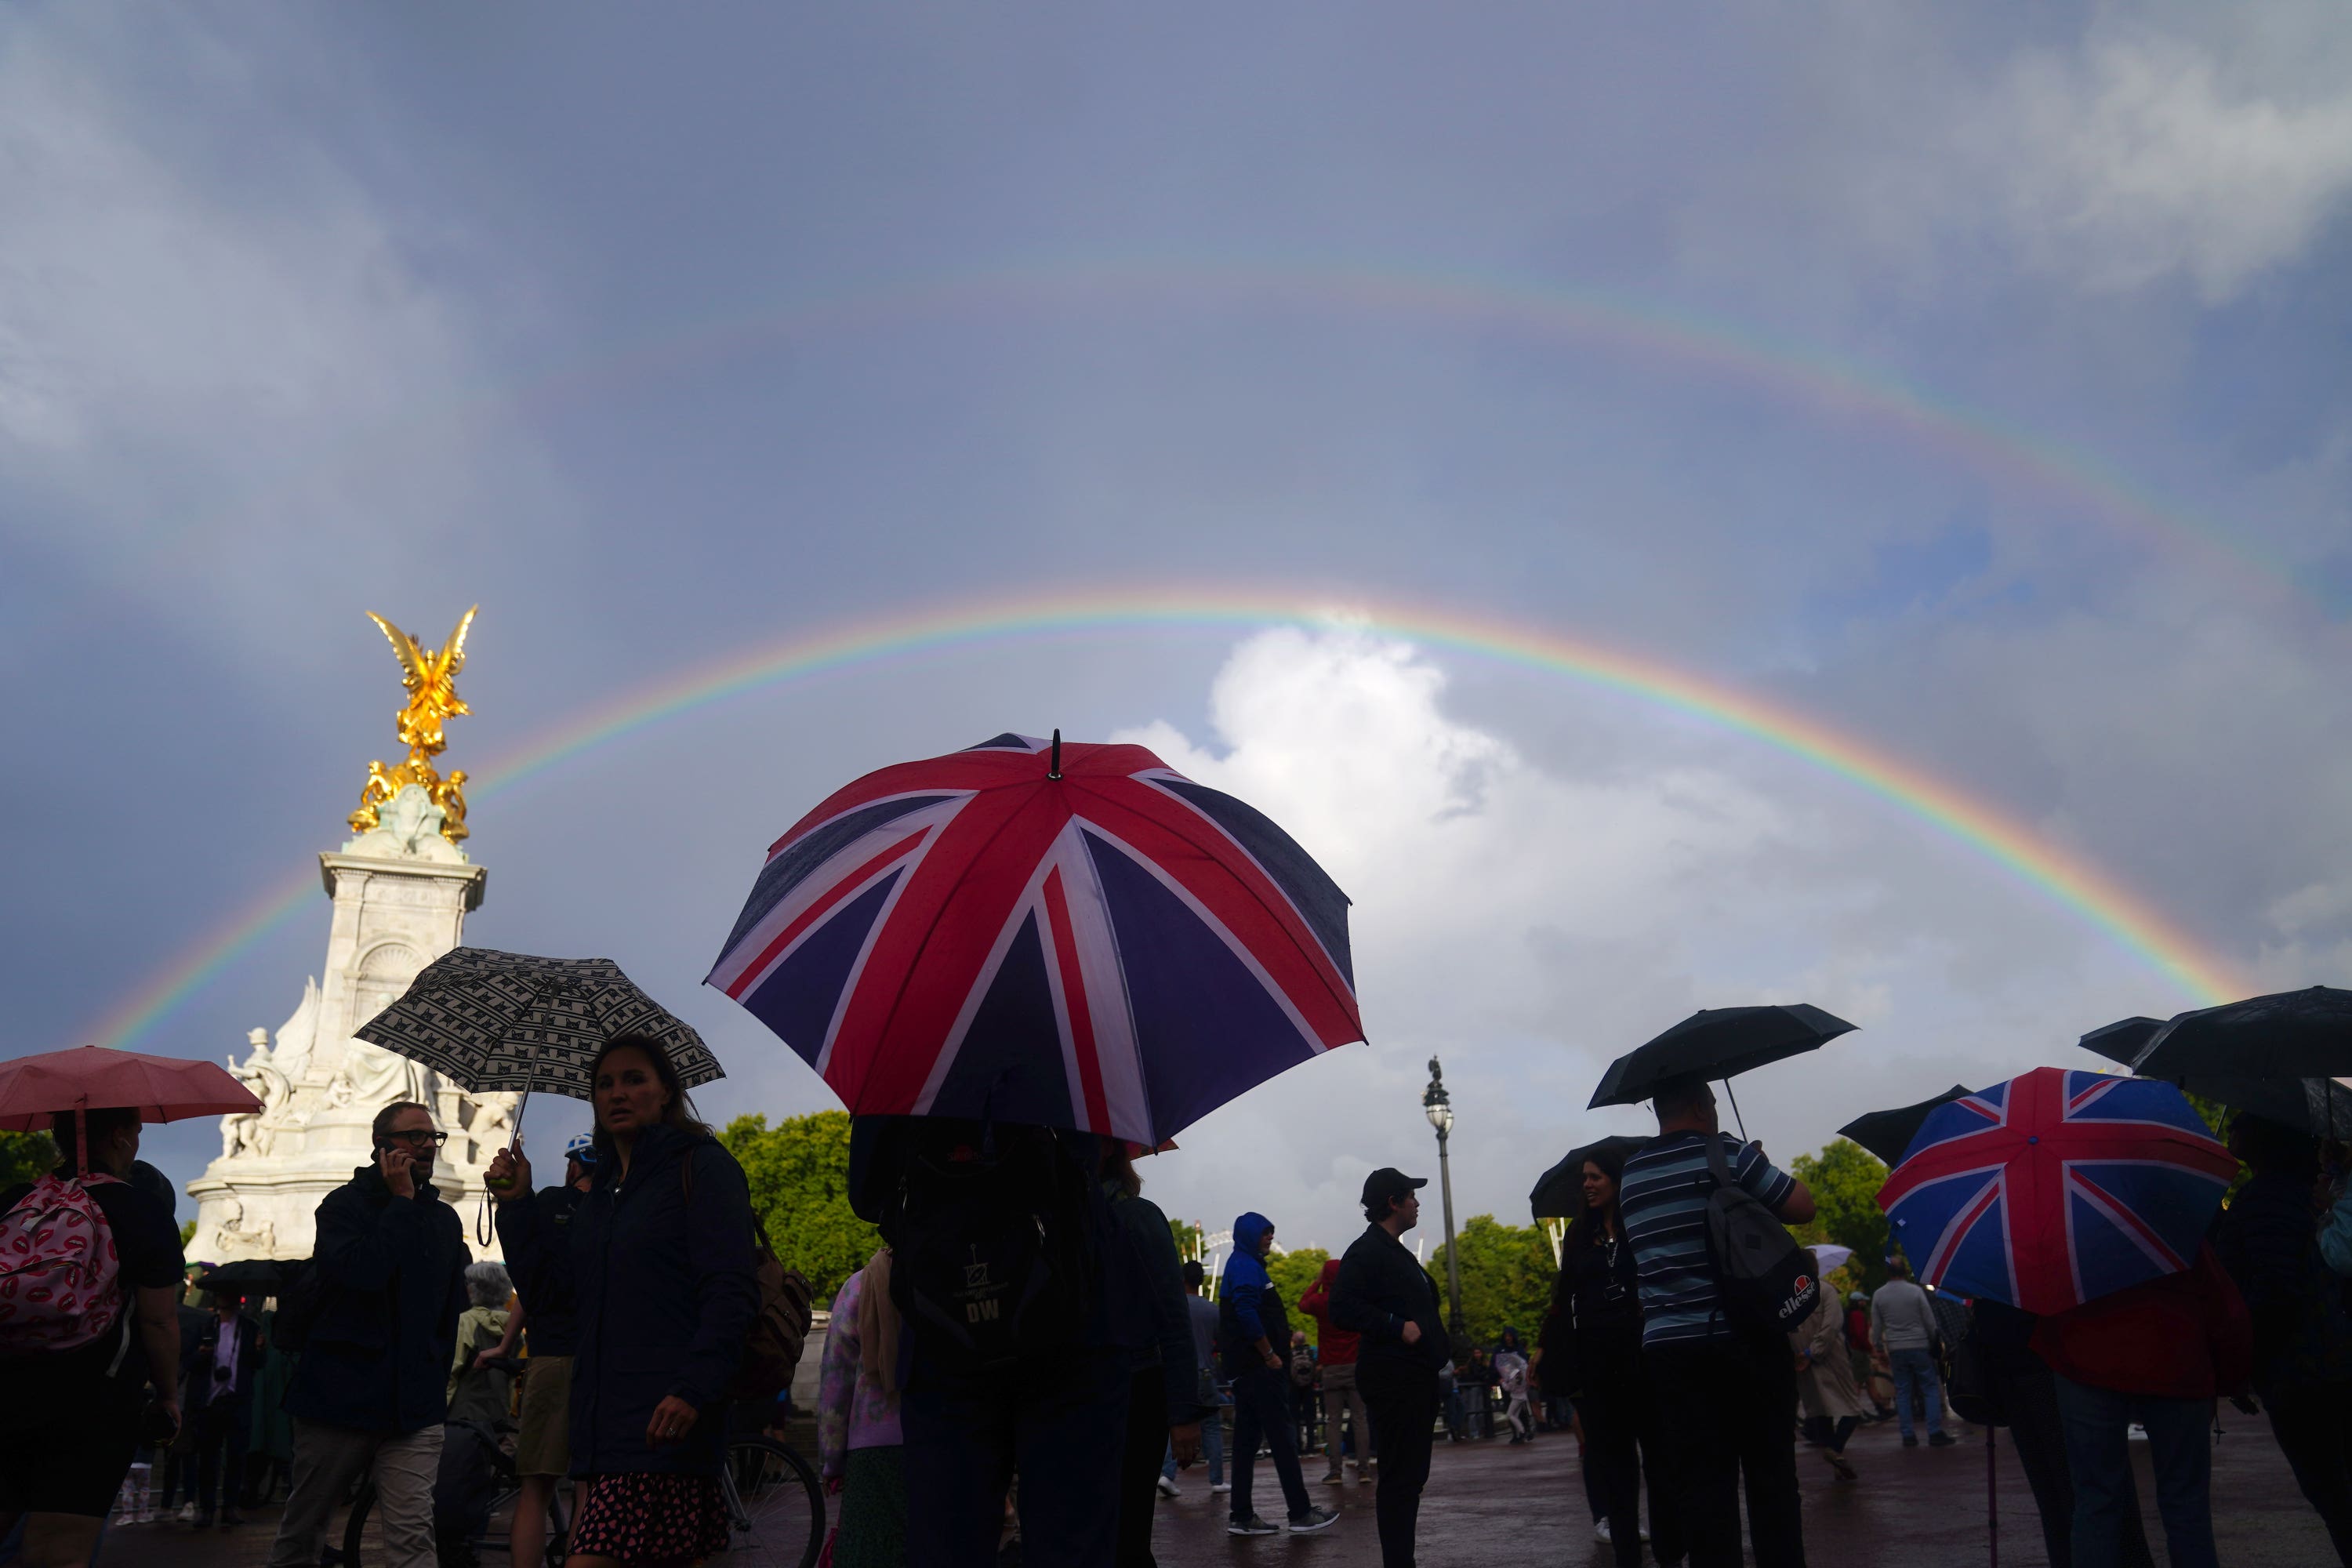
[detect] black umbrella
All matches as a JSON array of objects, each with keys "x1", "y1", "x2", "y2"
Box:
[
  {"x1": 194, "y1": 1259, "x2": 284, "y2": 1298},
  {"x1": 2077, "y1": 1016, "x2": 2162, "y2": 1067},
  {"x1": 1530, "y1": 1134, "x2": 1650, "y2": 1222},
  {"x1": 1836, "y1": 1085, "x2": 1971, "y2": 1165},
  {"x1": 2133, "y1": 987, "x2": 2352, "y2": 1081},
  {"x1": 1587, "y1": 1004, "x2": 1857, "y2": 1134}
]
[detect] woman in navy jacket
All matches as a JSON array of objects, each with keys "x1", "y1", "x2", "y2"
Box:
[{"x1": 491, "y1": 1036, "x2": 758, "y2": 1567}]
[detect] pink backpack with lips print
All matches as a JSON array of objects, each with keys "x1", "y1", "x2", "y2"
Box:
[{"x1": 0, "y1": 1172, "x2": 126, "y2": 1356}]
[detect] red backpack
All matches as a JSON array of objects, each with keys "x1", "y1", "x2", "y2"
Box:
[{"x1": 0, "y1": 1172, "x2": 127, "y2": 1356}]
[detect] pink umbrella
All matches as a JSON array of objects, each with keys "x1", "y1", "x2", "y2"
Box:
[{"x1": 0, "y1": 1047, "x2": 259, "y2": 1166}]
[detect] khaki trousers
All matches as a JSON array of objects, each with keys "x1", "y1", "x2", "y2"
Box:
[
  {"x1": 265, "y1": 1418, "x2": 445, "y2": 1568},
  {"x1": 1319, "y1": 1360, "x2": 1373, "y2": 1476}
]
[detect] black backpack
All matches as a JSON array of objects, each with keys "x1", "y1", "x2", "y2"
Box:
[
  {"x1": 882, "y1": 1121, "x2": 1098, "y2": 1374},
  {"x1": 1700, "y1": 1135, "x2": 1820, "y2": 1335}
]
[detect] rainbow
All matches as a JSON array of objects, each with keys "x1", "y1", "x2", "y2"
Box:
[{"x1": 76, "y1": 590, "x2": 2248, "y2": 1055}]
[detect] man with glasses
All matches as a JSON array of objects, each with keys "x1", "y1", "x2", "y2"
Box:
[{"x1": 267, "y1": 1101, "x2": 468, "y2": 1568}]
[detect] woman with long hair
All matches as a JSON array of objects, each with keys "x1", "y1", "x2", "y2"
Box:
[
  {"x1": 1537, "y1": 1144, "x2": 1681, "y2": 1568},
  {"x1": 816, "y1": 1248, "x2": 906, "y2": 1567},
  {"x1": 489, "y1": 1036, "x2": 759, "y2": 1568}
]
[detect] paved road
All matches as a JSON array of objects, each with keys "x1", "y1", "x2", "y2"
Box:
[{"x1": 101, "y1": 1411, "x2": 2338, "y2": 1566}]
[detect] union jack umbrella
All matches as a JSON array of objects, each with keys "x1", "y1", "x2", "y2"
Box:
[
  {"x1": 705, "y1": 732, "x2": 1363, "y2": 1142},
  {"x1": 1875, "y1": 1065, "x2": 2237, "y2": 1315}
]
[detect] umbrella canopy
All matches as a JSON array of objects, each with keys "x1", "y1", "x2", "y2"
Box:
[
  {"x1": 1809, "y1": 1243, "x2": 1855, "y2": 1276},
  {"x1": 1876, "y1": 1067, "x2": 2236, "y2": 1315},
  {"x1": 1837, "y1": 1085, "x2": 1972, "y2": 1165},
  {"x1": 2082, "y1": 1010, "x2": 2352, "y2": 1138},
  {"x1": 1588, "y1": 1004, "x2": 1857, "y2": 1111},
  {"x1": 194, "y1": 1260, "x2": 285, "y2": 1298},
  {"x1": 1530, "y1": 1134, "x2": 1650, "y2": 1221},
  {"x1": 0, "y1": 1046, "x2": 258, "y2": 1133},
  {"x1": 706, "y1": 731, "x2": 1363, "y2": 1144},
  {"x1": 354, "y1": 948, "x2": 724, "y2": 1101},
  {"x1": 2133, "y1": 987, "x2": 2352, "y2": 1082}
]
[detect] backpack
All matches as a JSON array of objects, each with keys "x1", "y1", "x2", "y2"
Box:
[
  {"x1": 680, "y1": 1149, "x2": 815, "y2": 1403},
  {"x1": 0, "y1": 1173, "x2": 129, "y2": 1359},
  {"x1": 1290, "y1": 1343, "x2": 1316, "y2": 1388},
  {"x1": 883, "y1": 1121, "x2": 1095, "y2": 1375},
  {"x1": 1700, "y1": 1135, "x2": 1820, "y2": 1336}
]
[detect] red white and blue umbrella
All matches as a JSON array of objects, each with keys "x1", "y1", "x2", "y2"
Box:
[
  {"x1": 1875, "y1": 1066, "x2": 2236, "y2": 1315},
  {"x1": 706, "y1": 732, "x2": 1363, "y2": 1143}
]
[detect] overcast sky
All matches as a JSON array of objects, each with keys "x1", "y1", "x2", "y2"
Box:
[{"x1": 7, "y1": 1, "x2": 2350, "y2": 1254}]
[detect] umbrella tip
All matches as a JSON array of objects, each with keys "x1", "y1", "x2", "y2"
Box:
[{"x1": 1048, "y1": 728, "x2": 1062, "y2": 780}]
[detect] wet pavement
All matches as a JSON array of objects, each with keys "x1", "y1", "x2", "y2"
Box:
[{"x1": 91, "y1": 1411, "x2": 2337, "y2": 1566}]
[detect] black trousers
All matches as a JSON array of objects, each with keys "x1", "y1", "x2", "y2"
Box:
[
  {"x1": 1991, "y1": 1355, "x2": 2152, "y2": 1568},
  {"x1": 901, "y1": 1342, "x2": 1129, "y2": 1568},
  {"x1": 1114, "y1": 1366, "x2": 1168, "y2": 1567},
  {"x1": 1357, "y1": 1359, "x2": 1439, "y2": 1568},
  {"x1": 2270, "y1": 1381, "x2": 2352, "y2": 1567},
  {"x1": 193, "y1": 1398, "x2": 250, "y2": 1517},
  {"x1": 1645, "y1": 1335, "x2": 1804, "y2": 1568},
  {"x1": 1229, "y1": 1366, "x2": 1312, "y2": 1525},
  {"x1": 1579, "y1": 1367, "x2": 1684, "y2": 1568}
]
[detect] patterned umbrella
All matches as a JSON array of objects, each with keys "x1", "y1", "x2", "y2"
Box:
[
  {"x1": 354, "y1": 947, "x2": 724, "y2": 1102},
  {"x1": 1875, "y1": 1066, "x2": 2236, "y2": 1314},
  {"x1": 706, "y1": 731, "x2": 1362, "y2": 1143}
]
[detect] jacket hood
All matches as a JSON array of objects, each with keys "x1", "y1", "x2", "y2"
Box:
[
  {"x1": 1318, "y1": 1258, "x2": 1342, "y2": 1287},
  {"x1": 1233, "y1": 1211, "x2": 1274, "y2": 1257}
]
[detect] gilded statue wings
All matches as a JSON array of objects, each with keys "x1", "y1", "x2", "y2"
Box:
[{"x1": 368, "y1": 605, "x2": 477, "y2": 691}]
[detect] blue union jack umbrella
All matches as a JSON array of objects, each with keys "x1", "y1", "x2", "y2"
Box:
[
  {"x1": 1875, "y1": 1065, "x2": 2237, "y2": 1315},
  {"x1": 705, "y1": 731, "x2": 1363, "y2": 1143}
]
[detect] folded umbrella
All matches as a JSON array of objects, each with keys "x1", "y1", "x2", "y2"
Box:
[
  {"x1": 1837, "y1": 1086, "x2": 1971, "y2": 1165},
  {"x1": 1587, "y1": 1004, "x2": 1857, "y2": 1132},
  {"x1": 354, "y1": 948, "x2": 724, "y2": 1107},
  {"x1": 1876, "y1": 1067, "x2": 2236, "y2": 1314},
  {"x1": 706, "y1": 731, "x2": 1363, "y2": 1144},
  {"x1": 1530, "y1": 1134, "x2": 1650, "y2": 1221}
]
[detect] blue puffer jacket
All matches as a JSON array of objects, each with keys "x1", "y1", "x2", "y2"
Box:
[
  {"x1": 284, "y1": 1164, "x2": 467, "y2": 1435},
  {"x1": 499, "y1": 1123, "x2": 759, "y2": 1476}
]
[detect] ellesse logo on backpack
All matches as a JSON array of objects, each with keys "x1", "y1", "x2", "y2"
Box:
[{"x1": 1777, "y1": 1276, "x2": 1815, "y2": 1323}]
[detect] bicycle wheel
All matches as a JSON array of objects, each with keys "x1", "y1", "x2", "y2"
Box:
[{"x1": 718, "y1": 1435, "x2": 825, "y2": 1568}]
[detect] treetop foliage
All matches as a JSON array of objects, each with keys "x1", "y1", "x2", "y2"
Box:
[{"x1": 719, "y1": 1110, "x2": 882, "y2": 1305}]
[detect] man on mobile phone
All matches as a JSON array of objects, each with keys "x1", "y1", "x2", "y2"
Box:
[{"x1": 265, "y1": 1101, "x2": 467, "y2": 1568}]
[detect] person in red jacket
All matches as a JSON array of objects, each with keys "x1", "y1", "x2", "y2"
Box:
[
  {"x1": 1299, "y1": 1259, "x2": 1373, "y2": 1484},
  {"x1": 2031, "y1": 1244, "x2": 2252, "y2": 1568}
]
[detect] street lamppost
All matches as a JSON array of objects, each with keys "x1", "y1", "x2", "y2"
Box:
[{"x1": 1422, "y1": 1055, "x2": 1465, "y2": 1340}]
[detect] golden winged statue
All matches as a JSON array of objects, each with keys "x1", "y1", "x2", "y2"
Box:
[{"x1": 349, "y1": 607, "x2": 478, "y2": 843}]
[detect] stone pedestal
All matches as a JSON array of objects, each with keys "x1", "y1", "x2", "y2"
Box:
[{"x1": 187, "y1": 786, "x2": 513, "y2": 1262}]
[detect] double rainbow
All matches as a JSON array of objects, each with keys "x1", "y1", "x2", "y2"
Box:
[{"x1": 76, "y1": 590, "x2": 2246, "y2": 1057}]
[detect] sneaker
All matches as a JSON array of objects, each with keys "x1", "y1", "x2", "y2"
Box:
[
  {"x1": 1824, "y1": 1449, "x2": 1858, "y2": 1481},
  {"x1": 1929, "y1": 1432, "x2": 1957, "y2": 1449},
  {"x1": 1156, "y1": 1475, "x2": 1181, "y2": 1499},
  {"x1": 1287, "y1": 1508, "x2": 1339, "y2": 1534},
  {"x1": 176, "y1": 1504, "x2": 199, "y2": 1525},
  {"x1": 1902, "y1": 1435, "x2": 1918, "y2": 1447},
  {"x1": 1356, "y1": 1468, "x2": 1372, "y2": 1484},
  {"x1": 1228, "y1": 1515, "x2": 1279, "y2": 1537},
  {"x1": 1595, "y1": 1520, "x2": 1613, "y2": 1544},
  {"x1": 1211, "y1": 1483, "x2": 1232, "y2": 1494},
  {"x1": 1321, "y1": 1470, "x2": 1344, "y2": 1484}
]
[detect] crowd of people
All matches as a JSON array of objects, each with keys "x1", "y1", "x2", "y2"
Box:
[{"x1": 11, "y1": 1041, "x2": 2352, "y2": 1568}]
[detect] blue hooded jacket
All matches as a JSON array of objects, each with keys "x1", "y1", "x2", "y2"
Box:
[{"x1": 1217, "y1": 1211, "x2": 1290, "y2": 1378}]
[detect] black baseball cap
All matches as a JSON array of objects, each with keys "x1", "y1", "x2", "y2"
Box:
[{"x1": 1360, "y1": 1167, "x2": 1429, "y2": 1208}]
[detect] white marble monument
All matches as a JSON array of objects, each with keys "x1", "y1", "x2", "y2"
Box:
[{"x1": 187, "y1": 609, "x2": 514, "y2": 1261}]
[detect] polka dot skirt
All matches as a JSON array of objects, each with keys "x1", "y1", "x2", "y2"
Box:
[{"x1": 566, "y1": 1471, "x2": 730, "y2": 1565}]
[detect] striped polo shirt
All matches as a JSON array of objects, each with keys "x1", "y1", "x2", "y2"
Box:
[{"x1": 1619, "y1": 1131, "x2": 1797, "y2": 1347}]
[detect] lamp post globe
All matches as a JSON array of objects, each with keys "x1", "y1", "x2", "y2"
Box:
[{"x1": 1422, "y1": 1056, "x2": 1466, "y2": 1341}]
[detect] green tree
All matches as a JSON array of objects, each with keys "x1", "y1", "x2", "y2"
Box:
[
  {"x1": 1789, "y1": 1138, "x2": 1892, "y2": 1291},
  {"x1": 180, "y1": 1220, "x2": 197, "y2": 1247},
  {"x1": 1428, "y1": 1214, "x2": 1554, "y2": 1349},
  {"x1": 1265, "y1": 1247, "x2": 1331, "y2": 1348},
  {"x1": 0, "y1": 1131, "x2": 55, "y2": 1189},
  {"x1": 719, "y1": 1110, "x2": 882, "y2": 1305}
]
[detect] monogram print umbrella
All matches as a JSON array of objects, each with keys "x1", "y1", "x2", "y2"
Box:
[{"x1": 355, "y1": 947, "x2": 724, "y2": 1102}]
